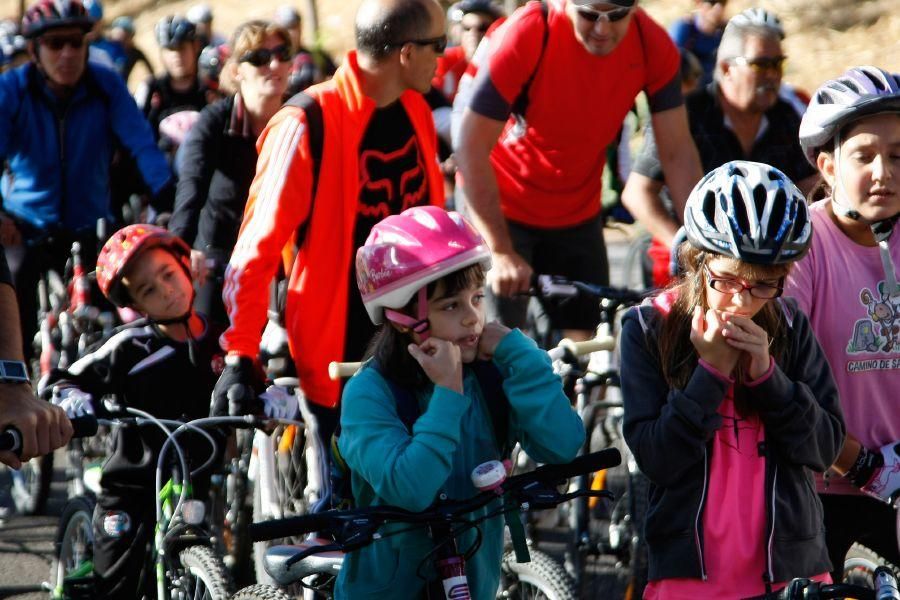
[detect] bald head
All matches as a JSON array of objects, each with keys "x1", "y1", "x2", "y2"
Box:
[{"x1": 356, "y1": 0, "x2": 441, "y2": 60}]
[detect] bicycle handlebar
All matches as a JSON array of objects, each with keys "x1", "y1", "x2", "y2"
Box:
[
  {"x1": 0, "y1": 414, "x2": 98, "y2": 457},
  {"x1": 250, "y1": 447, "x2": 622, "y2": 544},
  {"x1": 742, "y1": 566, "x2": 899, "y2": 600},
  {"x1": 328, "y1": 362, "x2": 361, "y2": 381},
  {"x1": 534, "y1": 274, "x2": 646, "y2": 305}
]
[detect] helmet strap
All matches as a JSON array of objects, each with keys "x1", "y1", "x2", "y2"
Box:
[
  {"x1": 384, "y1": 287, "x2": 431, "y2": 341},
  {"x1": 830, "y1": 130, "x2": 862, "y2": 221}
]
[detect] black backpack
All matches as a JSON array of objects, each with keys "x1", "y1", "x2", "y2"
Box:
[{"x1": 329, "y1": 359, "x2": 512, "y2": 509}]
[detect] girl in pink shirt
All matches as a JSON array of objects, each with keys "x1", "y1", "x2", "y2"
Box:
[
  {"x1": 786, "y1": 66, "x2": 900, "y2": 581},
  {"x1": 621, "y1": 161, "x2": 843, "y2": 598}
]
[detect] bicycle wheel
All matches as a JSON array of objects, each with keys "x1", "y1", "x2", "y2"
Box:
[
  {"x1": 231, "y1": 584, "x2": 293, "y2": 600},
  {"x1": 624, "y1": 470, "x2": 650, "y2": 600},
  {"x1": 172, "y1": 544, "x2": 235, "y2": 600},
  {"x1": 50, "y1": 495, "x2": 96, "y2": 599},
  {"x1": 619, "y1": 230, "x2": 652, "y2": 291},
  {"x1": 10, "y1": 452, "x2": 53, "y2": 515},
  {"x1": 499, "y1": 549, "x2": 577, "y2": 600}
]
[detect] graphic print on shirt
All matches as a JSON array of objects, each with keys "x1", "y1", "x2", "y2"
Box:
[
  {"x1": 358, "y1": 136, "x2": 427, "y2": 219},
  {"x1": 847, "y1": 280, "x2": 900, "y2": 372},
  {"x1": 719, "y1": 403, "x2": 762, "y2": 456}
]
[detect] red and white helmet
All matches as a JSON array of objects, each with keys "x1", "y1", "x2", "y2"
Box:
[
  {"x1": 96, "y1": 224, "x2": 191, "y2": 307},
  {"x1": 356, "y1": 206, "x2": 491, "y2": 327}
]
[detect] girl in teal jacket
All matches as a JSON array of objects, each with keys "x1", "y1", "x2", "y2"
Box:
[{"x1": 336, "y1": 206, "x2": 584, "y2": 599}]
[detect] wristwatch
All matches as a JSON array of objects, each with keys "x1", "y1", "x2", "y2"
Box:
[{"x1": 0, "y1": 360, "x2": 29, "y2": 384}]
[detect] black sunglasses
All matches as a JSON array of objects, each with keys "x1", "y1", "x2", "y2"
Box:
[
  {"x1": 239, "y1": 44, "x2": 292, "y2": 67},
  {"x1": 576, "y1": 5, "x2": 631, "y2": 23},
  {"x1": 392, "y1": 35, "x2": 448, "y2": 53},
  {"x1": 41, "y1": 34, "x2": 86, "y2": 51}
]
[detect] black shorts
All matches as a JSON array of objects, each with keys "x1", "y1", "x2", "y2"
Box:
[{"x1": 486, "y1": 214, "x2": 609, "y2": 331}]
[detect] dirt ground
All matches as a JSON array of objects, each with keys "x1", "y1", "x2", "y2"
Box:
[{"x1": 1, "y1": 0, "x2": 898, "y2": 93}]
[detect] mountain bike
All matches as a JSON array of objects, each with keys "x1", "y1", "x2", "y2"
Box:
[
  {"x1": 235, "y1": 448, "x2": 622, "y2": 599},
  {"x1": 536, "y1": 275, "x2": 649, "y2": 599},
  {"x1": 48, "y1": 410, "x2": 305, "y2": 600}
]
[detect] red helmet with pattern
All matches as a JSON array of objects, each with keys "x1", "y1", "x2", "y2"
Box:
[
  {"x1": 21, "y1": 0, "x2": 94, "y2": 39},
  {"x1": 96, "y1": 224, "x2": 191, "y2": 307}
]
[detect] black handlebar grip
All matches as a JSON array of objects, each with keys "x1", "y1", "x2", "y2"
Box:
[
  {"x1": 0, "y1": 413, "x2": 98, "y2": 458},
  {"x1": 250, "y1": 512, "x2": 335, "y2": 542},
  {"x1": 528, "y1": 448, "x2": 622, "y2": 483}
]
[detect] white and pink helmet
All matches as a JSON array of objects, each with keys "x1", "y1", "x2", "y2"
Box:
[{"x1": 356, "y1": 206, "x2": 492, "y2": 331}]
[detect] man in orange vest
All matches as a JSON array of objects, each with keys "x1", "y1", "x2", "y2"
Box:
[{"x1": 211, "y1": 0, "x2": 446, "y2": 442}]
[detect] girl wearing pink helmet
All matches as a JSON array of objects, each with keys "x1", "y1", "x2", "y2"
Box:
[
  {"x1": 785, "y1": 65, "x2": 900, "y2": 581},
  {"x1": 337, "y1": 206, "x2": 584, "y2": 598}
]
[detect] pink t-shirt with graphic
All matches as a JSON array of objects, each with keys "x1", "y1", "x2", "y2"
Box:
[{"x1": 785, "y1": 199, "x2": 900, "y2": 495}]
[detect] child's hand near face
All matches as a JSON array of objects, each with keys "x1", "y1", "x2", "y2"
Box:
[
  {"x1": 690, "y1": 306, "x2": 741, "y2": 376},
  {"x1": 720, "y1": 313, "x2": 771, "y2": 380},
  {"x1": 476, "y1": 321, "x2": 511, "y2": 361},
  {"x1": 408, "y1": 338, "x2": 463, "y2": 394}
]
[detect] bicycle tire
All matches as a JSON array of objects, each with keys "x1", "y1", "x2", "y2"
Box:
[
  {"x1": 174, "y1": 544, "x2": 235, "y2": 600},
  {"x1": 625, "y1": 470, "x2": 650, "y2": 600},
  {"x1": 231, "y1": 584, "x2": 293, "y2": 600},
  {"x1": 51, "y1": 495, "x2": 96, "y2": 599},
  {"x1": 499, "y1": 548, "x2": 577, "y2": 600},
  {"x1": 10, "y1": 452, "x2": 53, "y2": 515}
]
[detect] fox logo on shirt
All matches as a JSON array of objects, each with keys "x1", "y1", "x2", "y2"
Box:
[{"x1": 358, "y1": 137, "x2": 427, "y2": 219}]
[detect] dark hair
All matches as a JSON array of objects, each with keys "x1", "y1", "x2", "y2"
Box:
[
  {"x1": 656, "y1": 244, "x2": 791, "y2": 417},
  {"x1": 365, "y1": 263, "x2": 486, "y2": 388},
  {"x1": 355, "y1": 0, "x2": 434, "y2": 60}
]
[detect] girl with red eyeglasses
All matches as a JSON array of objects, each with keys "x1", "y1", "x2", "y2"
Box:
[{"x1": 620, "y1": 161, "x2": 844, "y2": 598}]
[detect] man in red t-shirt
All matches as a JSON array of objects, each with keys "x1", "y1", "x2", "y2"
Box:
[{"x1": 456, "y1": 0, "x2": 702, "y2": 339}]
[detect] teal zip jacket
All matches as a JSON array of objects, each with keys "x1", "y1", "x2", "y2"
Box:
[{"x1": 335, "y1": 329, "x2": 584, "y2": 599}]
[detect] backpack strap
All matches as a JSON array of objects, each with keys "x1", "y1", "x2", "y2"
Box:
[
  {"x1": 510, "y1": 0, "x2": 550, "y2": 120},
  {"x1": 284, "y1": 91, "x2": 324, "y2": 247}
]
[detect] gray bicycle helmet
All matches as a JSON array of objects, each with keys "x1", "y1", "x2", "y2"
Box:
[
  {"x1": 684, "y1": 161, "x2": 811, "y2": 265},
  {"x1": 155, "y1": 15, "x2": 196, "y2": 49},
  {"x1": 799, "y1": 66, "x2": 900, "y2": 167},
  {"x1": 727, "y1": 7, "x2": 784, "y2": 39}
]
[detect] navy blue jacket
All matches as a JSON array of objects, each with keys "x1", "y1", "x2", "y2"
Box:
[
  {"x1": 620, "y1": 298, "x2": 844, "y2": 585},
  {"x1": 0, "y1": 62, "x2": 171, "y2": 231}
]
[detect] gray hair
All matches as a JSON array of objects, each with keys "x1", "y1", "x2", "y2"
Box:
[{"x1": 713, "y1": 20, "x2": 782, "y2": 83}]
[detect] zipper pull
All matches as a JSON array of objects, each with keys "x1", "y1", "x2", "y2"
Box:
[{"x1": 757, "y1": 441, "x2": 767, "y2": 457}]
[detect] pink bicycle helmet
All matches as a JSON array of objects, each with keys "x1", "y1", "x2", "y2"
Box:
[
  {"x1": 96, "y1": 224, "x2": 191, "y2": 307},
  {"x1": 356, "y1": 206, "x2": 492, "y2": 330}
]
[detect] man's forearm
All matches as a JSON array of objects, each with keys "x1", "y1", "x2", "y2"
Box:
[
  {"x1": 455, "y1": 109, "x2": 513, "y2": 254},
  {"x1": 621, "y1": 174, "x2": 681, "y2": 246}
]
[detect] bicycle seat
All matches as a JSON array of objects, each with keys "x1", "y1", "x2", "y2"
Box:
[{"x1": 263, "y1": 539, "x2": 345, "y2": 586}]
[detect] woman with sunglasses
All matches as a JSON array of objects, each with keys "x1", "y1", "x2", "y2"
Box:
[
  {"x1": 620, "y1": 161, "x2": 844, "y2": 598},
  {"x1": 786, "y1": 66, "x2": 900, "y2": 583},
  {"x1": 169, "y1": 20, "x2": 292, "y2": 328}
]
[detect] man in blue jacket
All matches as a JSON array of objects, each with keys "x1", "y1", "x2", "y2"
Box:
[{"x1": 0, "y1": 0, "x2": 173, "y2": 359}]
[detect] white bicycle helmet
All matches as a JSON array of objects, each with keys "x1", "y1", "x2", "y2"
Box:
[
  {"x1": 684, "y1": 161, "x2": 811, "y2": 265},
  {"x1": 727, "y1": 8, "x2": 784, "y2": 39},
  {"x1": 799, "y1": 66, "x2": 900, "y2": 167}
]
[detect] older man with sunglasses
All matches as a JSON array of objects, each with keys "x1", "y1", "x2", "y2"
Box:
[
  {"x1": 0, "y1": 0, "x2": 172, "y2": 361},
  {"x1": 456, "y1": 0, "x2": 702, "y2": 341},
  {"x1": 622, "y1": 8, "x2": 818, "y2": 288}
]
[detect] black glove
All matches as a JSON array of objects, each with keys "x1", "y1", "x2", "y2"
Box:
[{"x1": 211, "y1": 355, "x2": 266, "y2": 417}]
